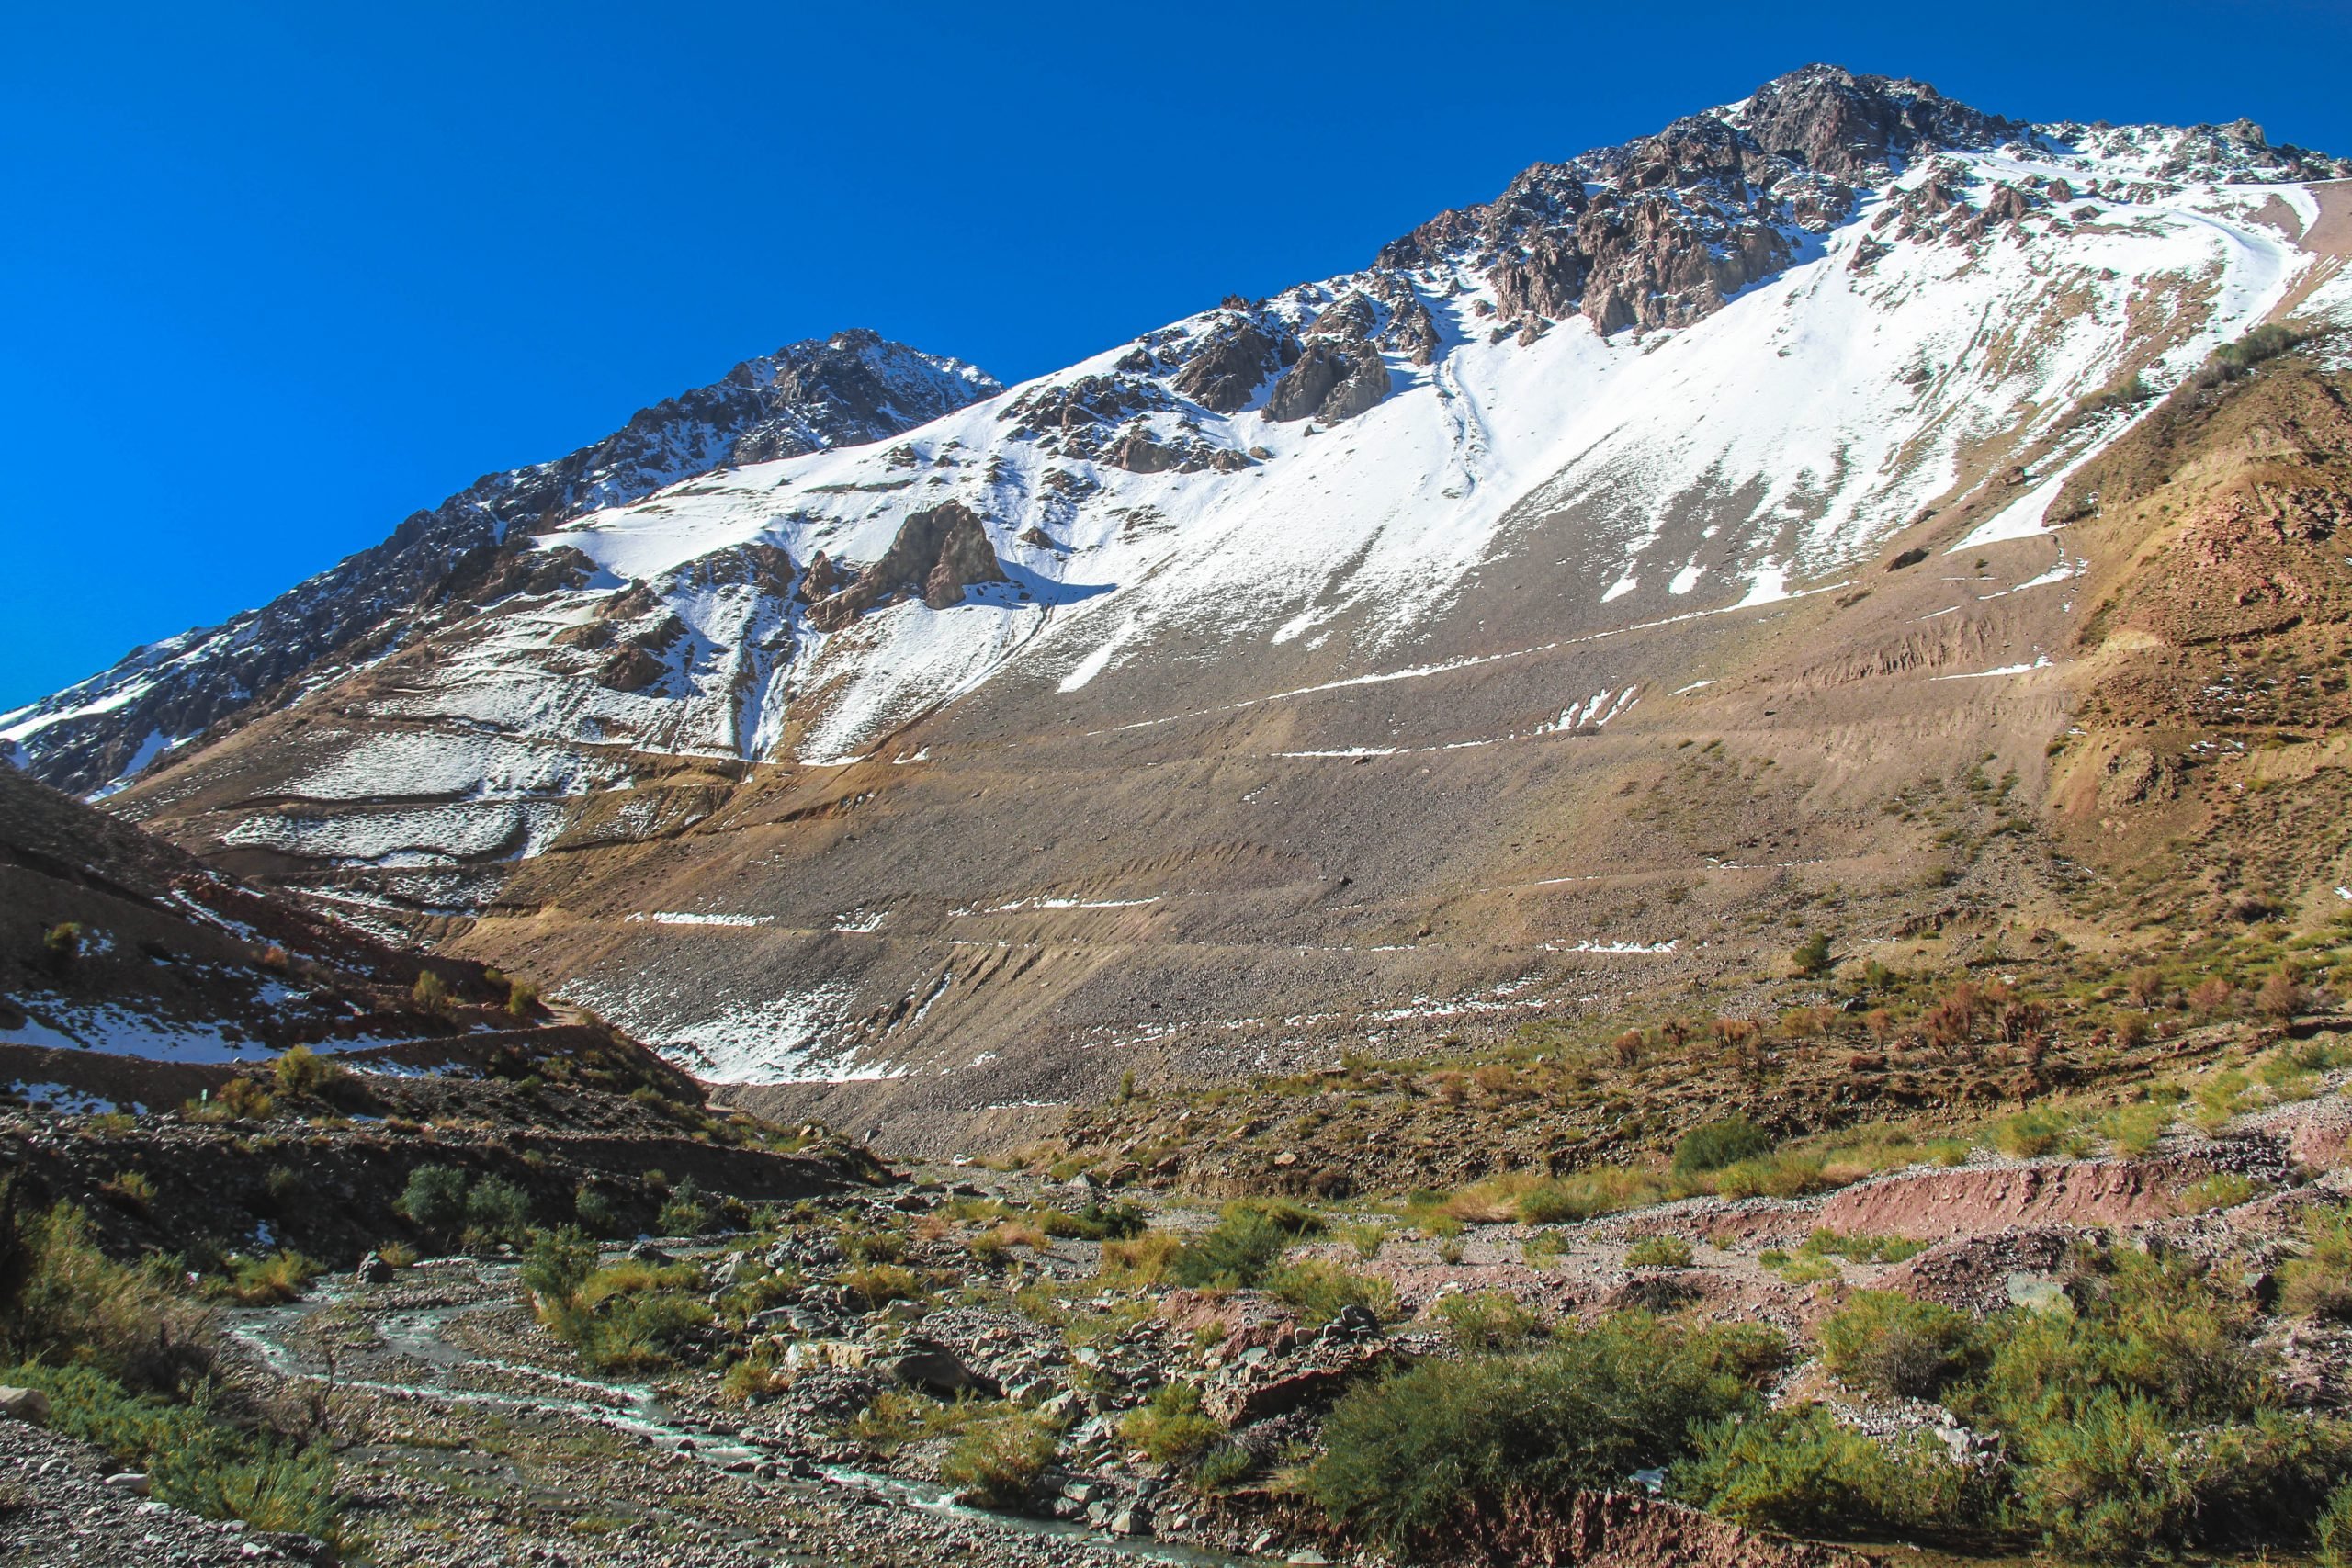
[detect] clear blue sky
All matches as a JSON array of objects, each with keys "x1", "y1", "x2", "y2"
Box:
[{"x1": 4, "y1": 0, "x2": 2345, "y2": 709}]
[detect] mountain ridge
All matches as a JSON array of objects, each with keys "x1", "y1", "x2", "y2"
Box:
[
  {"x1": 1, "y1": 328, "x2": 1000, "y2": 796},
  {"x1": 9, "y1": 63, "x2": 2352, "y2": 1151}
]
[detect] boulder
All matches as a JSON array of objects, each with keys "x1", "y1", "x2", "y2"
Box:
[
  {"x1": 887, "y1": 1341, "x2": 1001, "y2": 1399},
  {"x1": 0, "y1": 1386, "x2": 51, "y2": 1424},
  {"x1": 354, "y1": 1251, "x2": 396, "y2": 1285}
]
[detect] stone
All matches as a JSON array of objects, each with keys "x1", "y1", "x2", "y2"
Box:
[
  {"x1": 103, "y1": 1472, "x2": 153, "y2": 1497},
  {"x1": 886, "y1": 1342, "x2": 1001, "y2": 1399},
  {"x1": 353, "y1": 1251, "x2": 396, "y2": 1285},
  {"x1": 0, "y1": 1386, "x2": 51, "y2": 1424}
]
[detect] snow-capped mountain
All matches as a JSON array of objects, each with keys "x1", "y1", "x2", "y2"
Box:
[
  {"x1": 0, "y1": 330, "x2": 1001, "y2": 796},
  {"x1": 18, "y1": 66, "x2": 2352, "y2": 1148}
]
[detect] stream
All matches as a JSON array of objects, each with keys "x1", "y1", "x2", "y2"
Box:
[{"x1": 224, "y1": 1260, "x2": 1265, "y2": 1568}]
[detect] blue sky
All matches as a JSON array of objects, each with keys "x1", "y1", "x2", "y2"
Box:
[{"x1": 4, "y1": 0, "x2": 2346, "y2": 709}]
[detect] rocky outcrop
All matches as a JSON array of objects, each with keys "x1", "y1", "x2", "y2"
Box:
[
  {"x1": 1172, "y1": 317, "x2": 1300, "y2": 412},
  {"x1": 1383, "y1": 65, "x2": 2032, "y2": 339},
  {"x1": 1104, "y1": 424, "x2": 1252, "y2": 475},
  {"x1": 1263, "y1": 339, "x2": 1391, "y2": 424},
  {"x1": 1816, "y1": 1156, "x2": 2209, "y2": 1240},
  {"x1": 1736, "y1": 63, "x2": 2020, "y2": 176},
  {"x1": 804, "y1": 502, "x2": 1007, "y2": 631},
  {"x1": 1000, "y1": 374, "x2": 1171, "y2": 440}
]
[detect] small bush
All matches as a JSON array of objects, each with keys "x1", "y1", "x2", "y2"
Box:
[
  {"x1": 1432, "y1": 1290, "x2": 1544, "y2": 1352},
  {"x1": 271, "y1": 1045, "x2": 343, "y2": 1097},
  {"x1": 411, "y1": 969, "x2": 450, "y2": 1011},
  {"x1": 464, "y1": 1176, "x2": 534, "y2": 1245},
  {"x1": 1098, "y1": 1229, "x2": 1182, "y2": 1284},
  {"x1": 839, "y1": 1263, "x2": 924, "y2": 1307},
  {"x1": 398, "y1": 1164, "x2": 469, "y2": 1235},
  {"x1": 2179, "y1": 1171, "x2": 2267, "y2": 1212},
  {"x1": 217, "y1": 1251, "x2": 321, "y2": 1306},
  {"x1": 1119, "y1": 1381, "x2": 1224, "y2": 1465},
  {"x1": 1517, "y1": 1168, "x2": 1668, "y2": 1224},
  {"x1": 2013, "y1": 1396, "x2": 2346, "y2": 1561},
  {"x1": 1673, "y1": 1117, "x2": 1772, "y2": 1176},
  {"x1": 99, "y1": 1169, "x2": 155, "y2": 1211},
  {"x1": 2211, "y1": 322, "x2": 2302, "y2": 375},
  {"x1": 2317, "y1": 1479, "x2": 2352, "y2": 1568},
  {"x1": 1707, "y1": 1151, "x2": 1829, "y2": 1200},
  {"x1": 2099, "y1": 1103, "x2": 2166, "y2": 1157},
  {"x1": 1625, "y1": 1235, "x2": 1694, "y2": 1269},
  {"x1": 1165, "y1": 1203, "x2": 1306, "y2": 1289},
  {"x1": 1790, "y1": 931, "x2": 1834, "y2": 978},
  {"x1": 519, "y1": 1227, "x2": 598, "y2": 1309},
  {"x1": 1990, "y1": 1108, "x2": 2073, "y2": 1158},
  {"x1": 940, "y1": 1412, "x2": 1058, "y2": 1510},
  {"x1": 1270, "y1": 1258, "x2": 1393, "y2": 1326},
  {"x1": 1803, "y1": 1228, "x2": 1925, "y2": 1264},
  {"x1": 2284, "y1": 1208, "x2": 2352, "y2": 1320},
  {"x1": 1304, "y1": 1314, "x2": 1782, "y2": 1552},
  {"x1": 572, "y1": 1184, "x2": 621, "y2": 1237},
  {"x1": 1193, "y1": 1442, "x2": 1254, "y2": 1492},
  {"x1": 657, "y1": 1176, "x2": 715, "y2": 1235},
  {"x1": 1818, "y1": 1291, "x2": 1977, "y2": 1399},
  {"x1": 2, "y1": 1198, "x2": 217, "y2": 1391},
  {"x1": 1678, "y1": 1404, "x2": 1972, "y2": 1538}
]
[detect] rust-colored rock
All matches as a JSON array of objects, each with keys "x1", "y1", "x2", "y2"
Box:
[{"x1": 1817, "y1": 1158, "x2": 2185, "y2": 1240}]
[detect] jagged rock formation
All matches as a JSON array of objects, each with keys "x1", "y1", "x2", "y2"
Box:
[{"x1": 805, "y1": 502, "x2": 1008, "y2": 631}]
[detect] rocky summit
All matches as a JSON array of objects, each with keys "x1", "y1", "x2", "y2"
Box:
[{"x1": 11, "y1": 62, "x2": 2352, "y2": 1568}]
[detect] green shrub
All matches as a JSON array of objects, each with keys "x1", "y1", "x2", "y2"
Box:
[
  {"x1": 2179, "y1": 1171, "x2": 2267, "y2": 1212},
  {"x1": 1430, "y1": 1290, "x2": 1544, "y2": 1352},
  {"x1": 520, "y1": 1227, "x2": 597, "y2": 1308},
  {"x1": 1303, "y1": 1314, "x2": 1782, "y2": 1551},
  {"x1": 1166, "y1": 1203, "x2": 1306, "y2": 1289},
  {"x1": 217, "y1": 1251, "x2": 321, "y2": 1306},
  {"x1": 656, "y1": 1176, "x2": 714, "y2": 1235},
  {"x1": 1790, "y1": 931, "x2": 1834, "y2": 978},
  {"x1": 1119, "y1": 1381, "x2": 1223, "y2": 1465},
  {"x1": 1, "y1": 1199, "x2": 216, "y2": 1391},
  {"x1": 271, "y1": 1045, "x2": 344, "y2": 1097},
  {"x1": 940, "y1": 1411, "x2": 1058, "y2": 1510},
  {"x1": 1673, "y1": 1117, "x2": 1772, "y2": 1176},
  {"x1": 411, "y1": 969, "x2": 450, "y2": 1011},
  {"x1": 1965, "y1": 1248, "x2": 2265, "y2": 1432},
  {"x1": 1193, "y1": 1442, "x2": 1254, "y2": 1492},
  {"x1": 2317, "y1": 1479, "x2": 2352, "y2": 1568},
  {"x1": 464, "y1": 1176, "x2": 534, "y2": 1245},
  {"x1": 398, "y1": 1164, "x2": 469, "y2": 1235},
  {"x1": 1517, "y1": 1169, "x2": 1667, "y2": 1224},
  {"x1": 2211, "y1": 322, "x2": 2302, "y2": 374},
  {"x1": 2284, "y1": 1207, "x2": 2352, "y2": 1320},
  {"x1": 2012, "y1": 1397, "x2": 2346, "y2": 1561},
  {"x1": 1708, "y1": 1151, "x2": 1829, "y2": 1200},
  {"x1": 9, "y1": 1363, "x2": 340, "y2": 1540},
  {"x1": 1803, "y1": 1228, "x2": 1925, "y2": 1264},
  {"x1": 1677, "y1": 1404, "x2": 1972, "y2": 1538},
  {"x1": 839, "y1": 1263, "x2": 924, "y2": 1307},
  {"x1": 1818, "y1": 1291, "x2": 1977, "y2": 1399},
  {"x1": 1989, "y1": 1108, "x2": 2074, "y2": 1158},
  {"x1": 572, "y1": 1184, "x2": 621, "y2": 1237},
  {"x1": 1269, "y1": 1259, "x2": 1393, "y2": 1326},
  {"x1": 1625, "y1": 1235, "x2": 1694, "y2": 1268}
]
